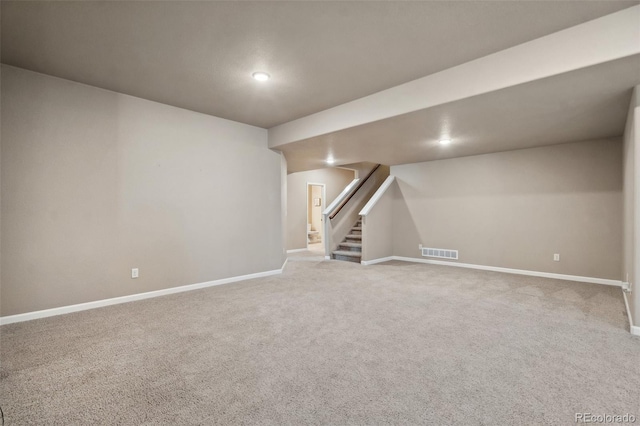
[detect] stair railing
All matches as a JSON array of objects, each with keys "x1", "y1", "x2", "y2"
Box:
[
  {"x1": 322, "y1": 164, "x2": 384, "y2": 258},
  {"x1": 329, "y1": 164, "x2": 381, "y2": 220}
]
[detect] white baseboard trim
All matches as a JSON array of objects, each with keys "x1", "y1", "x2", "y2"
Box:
[
  {"x1": 361, "y1": 256, "x2": 394, "y2": 265},
  {"x1": 622, "y1": 291, "x2": 640, "y2": 336},
  {"x1": 287, "y1": 248, "x2": 308, "y2": 254},
  {"x1": 0, "y1": 261, "x2": 288, "y2": 326},
  {"x1": 362, "y1": 255, "x2": 622, "y2": 287},
  {"x1": 325, "y1": 255, "x2": 331, "y2": 260}
]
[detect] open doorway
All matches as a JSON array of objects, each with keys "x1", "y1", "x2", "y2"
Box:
[{"x1": 307, "y1": 183, "x2": 326, "y2": 253}]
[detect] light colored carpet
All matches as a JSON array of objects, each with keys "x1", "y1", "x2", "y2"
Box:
[
  {"x1": 1, "y1": 253, "x2": 639, "y2": 425},
  {"x1": 307, "y1": 243, "x2": 324, "y2": 253}
]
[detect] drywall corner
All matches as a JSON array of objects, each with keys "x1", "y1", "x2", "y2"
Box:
[{"x1": 622, "y1": 85, "x2": 640, "y2": 327}]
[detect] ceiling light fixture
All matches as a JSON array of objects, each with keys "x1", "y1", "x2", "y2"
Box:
[
  {"x1": 326, "y1": 157, "x2": 335, "y2": 165},
  {"x1": 252, "y1": 72, "x2": 270, "y2": 82},
  {"x1": 439, "y1": 139, "x2": 452, "y2": 146}
]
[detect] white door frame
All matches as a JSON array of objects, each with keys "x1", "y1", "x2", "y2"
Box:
[{"x1": 306, "y1": 182, "x2": 326, "y2": 251}]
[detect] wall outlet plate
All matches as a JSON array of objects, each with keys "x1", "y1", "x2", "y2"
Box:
[
  {"x1": 131, "y1": 268, "x2": 139, "y2": 279},
  {"x1": 553, "y1": 254, "x2": 560, "y2": 261}
]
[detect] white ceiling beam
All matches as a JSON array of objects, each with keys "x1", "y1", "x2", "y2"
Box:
[{"x1": 269, "y1": 5, "x2": 640, "y2": 148}]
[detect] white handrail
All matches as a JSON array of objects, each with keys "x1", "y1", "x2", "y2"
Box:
[
  {"x1": 359, "y1": 176, "x2": 395, "y2": 216},
  {"x1": 323, "y1": 178, "x2": 360, "y2": 216}
]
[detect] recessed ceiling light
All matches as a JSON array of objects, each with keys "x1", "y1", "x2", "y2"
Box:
[
  {"x1": 326, "y1": 157, "x2": 335, "y2": 165},
  {"x1": 439, "y1": 139, "x2": 452, "y2": 145},
  {"x1": 252, "y1": 72, "x2": 270, "y2": 82}
]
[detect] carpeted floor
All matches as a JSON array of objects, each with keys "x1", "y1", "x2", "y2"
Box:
[{"x1": 1, "y1": 252, "x2": 639, "y2": 425}]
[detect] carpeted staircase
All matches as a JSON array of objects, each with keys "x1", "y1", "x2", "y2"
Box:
[{"x1": 332, "y1": 218, "x2": 362, "y2": 263}]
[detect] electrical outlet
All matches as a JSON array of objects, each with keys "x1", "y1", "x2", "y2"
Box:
[
  {"x1": 419, "y1": 244, "x2": 423, "y2": 250},
  {"x1": 553, "y1": 254, "x2": 560, "y2": 262},
  {"x1": 131, "y1": 268, "x2": 139, "y2": 279}
]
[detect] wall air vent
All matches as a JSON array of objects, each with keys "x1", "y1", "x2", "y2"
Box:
[{"x1": 422, "y1": 247, "x2": 458, "y2": 260}]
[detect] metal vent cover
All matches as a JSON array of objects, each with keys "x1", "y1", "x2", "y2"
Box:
[{"x1": 422, "y1": 247, "x2": 458, "y2": 260}]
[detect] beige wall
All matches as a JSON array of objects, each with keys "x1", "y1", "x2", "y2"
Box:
[
  {"x1": 337, "y1": 162, "x2": 378, "y2": 178},
  {"x1": 280, "y1": 153, "x2": 288, "y2": 260},
  {"x1": 1, "y1": 65, "x2": 284, "y2": 317},
  {"x1": 361, "y1": 179, "x2": 397, "y2": 262},
  {"x1": 0, "y1": 66, "x2": 3, "y2": 315},
  {"x1": 622, "y1": 86, "x2": 640, "y2": 325},
  {"x1": 287, "y1": 168, "x2": 354, "y2": 250},
  {"x1": 391, "y1": 139, "x2": 623, "y2": 280}
]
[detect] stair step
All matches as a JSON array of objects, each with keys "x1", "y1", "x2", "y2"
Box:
[
  {"x1": 333, "y1": 250, "x2": 361, "y2": 257},
  {"x1": 339, "y1": 242, "x2": 362, "y2": 248},
  {"x1": 332, "y1": 250, "x2": 362, "y2": 262},
  {"x1": 338, "y1": 244, "x2": 361, "y2": 252},
  {"x1": 345, "y1": 234, "x2": 362, "y2": 240},
  {"x1": 351, "y1": 227, "x2": 362, "y2": 231}
]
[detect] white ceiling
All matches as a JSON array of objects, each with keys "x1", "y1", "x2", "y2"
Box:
[
  {"x1": 280, "y1": 55, "x2": 640, "y2": 173},
  {"x1": 2, "y1": 1, "x2": 637, "y2": 129}
]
